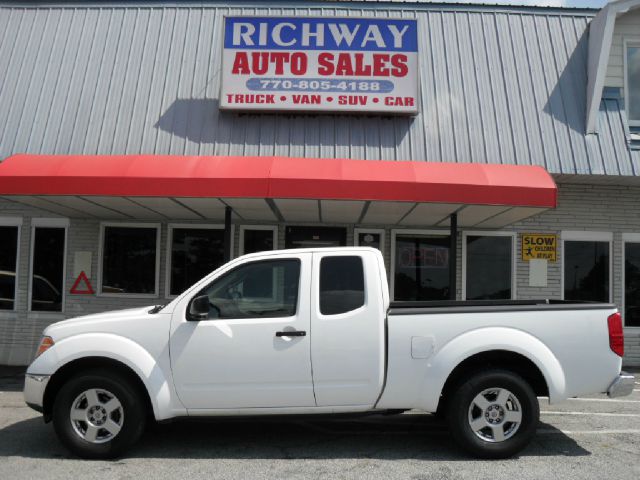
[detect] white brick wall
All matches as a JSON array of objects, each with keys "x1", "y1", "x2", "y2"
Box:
[{"x1": 1, "y1": 181, "x2": 639, "y2": 366}]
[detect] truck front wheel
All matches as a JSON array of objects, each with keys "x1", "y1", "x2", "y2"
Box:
[
  {"x1": 52, "y1": 369, "x2": 146, "y2": 459},
  {"x1": 447, "y1": 369, "x2": 539, "y2": 459}
]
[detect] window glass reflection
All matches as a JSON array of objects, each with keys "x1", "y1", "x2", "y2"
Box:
[
  {"x1": 31, "y1": 227, "x2": 64, "y2": 311},
  {"x1": 285, "y1": 226, "x2": 346, "y2": 249},
  {"x1": 625, "y1": 243, "x2": 640, "y2": 327},
  {"x1": 466, "y1": 235, "x2": 512, "y2": 300},
  {"x1": 394, "y1": 235, "x2": 450, "y2": 301},
  {"x1": 102, "y1": 227, "x2": 157, "y2": 295},
  {"x1": 171, "y1": 228, "x2": 225, "y2": 296},
  {"x1": 564, "y1": 240, "x2": 609, "y2": 302},
  {"x1": 243, "y1": 229, "x2": 275, "y2": 255},
  {"x1": 0, "y1": 226, "x2": 19, "y2": 310}
]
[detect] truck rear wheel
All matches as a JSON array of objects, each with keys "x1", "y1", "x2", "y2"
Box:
[
  {"x1": 446, "y1": 369, "x2": 539, "y2": 459},
  {"x1": 52, "y1": 369, "x2": 146, "y2": 459}
]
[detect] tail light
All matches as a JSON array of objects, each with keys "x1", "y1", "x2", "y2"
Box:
[{"x1": 607, "y1": 313, "x2": 624, "y2": 357}]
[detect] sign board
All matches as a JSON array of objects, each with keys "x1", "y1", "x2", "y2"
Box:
[
  {"x1": 70, "y1": 271, "x2": 94, "y2": 295},
  {"x1": 529, "y1": 259, "x2": 548, "y2": 287},
  {"x1": 522, "y1": 234, "x2": 557, "y2": 261},
  {"x1": 73, "y1": 251, "x2": 92, "y2": 278},
  {"x1": 221, "y1": 16, "x2": 419, "y2": 114}
]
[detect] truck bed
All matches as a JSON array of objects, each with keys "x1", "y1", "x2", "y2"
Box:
[{"x1": 379, "y1": 297, "x2": 620, "y2": 412}]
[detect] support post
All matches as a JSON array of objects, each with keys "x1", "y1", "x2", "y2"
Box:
[
  {"x1": 224, "y1": 206, "x2": 232, "y2": 263},
  {"x1": 449, "y1": 213, "x2": 457, "y2": 300}
]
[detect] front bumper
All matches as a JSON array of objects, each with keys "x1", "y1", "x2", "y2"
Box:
[
  {"x1": 23, "y1": 374, "x2": 50, "y2": 413},
  {"x1": 607, "y1": 372, "x2": 635, "y2": 398}
]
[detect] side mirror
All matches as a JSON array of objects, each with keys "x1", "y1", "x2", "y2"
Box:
[{"x1": 188, "y1": 295, "x2": 210, "y2": 321}]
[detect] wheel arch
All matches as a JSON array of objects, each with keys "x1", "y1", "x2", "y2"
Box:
[
  {"x1": 35, "y1": 332, "x2": 180, "y2": 421},
  {"x1": 421, "y1": 327, "x2": 567, "y2": 412},
  {"x1": 43, "y1": 356, "x2": 153, "y2": 422},
  {"x1": 437, "y1": 350, "x2": 549, "y2": 414}
]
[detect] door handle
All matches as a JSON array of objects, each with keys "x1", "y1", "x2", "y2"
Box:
[{"x1": 275, "y1": 330, "x2": 306, "y2": 337}]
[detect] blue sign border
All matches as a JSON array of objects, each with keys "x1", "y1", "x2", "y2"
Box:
[{"x1": 224, "y1": 17, "x2": 418, "y2": 52}]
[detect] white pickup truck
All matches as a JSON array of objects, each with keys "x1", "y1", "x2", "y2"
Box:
[{"x1": 24, "y1": 247, "x2": 634, "y2": 459}]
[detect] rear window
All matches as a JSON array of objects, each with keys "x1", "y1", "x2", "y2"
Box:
[{"x1": 320, "y1": 256, "x2": 365, "y2": 315}]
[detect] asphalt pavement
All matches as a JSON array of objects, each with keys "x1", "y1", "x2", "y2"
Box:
[{"x1": 1, "y1": 368, "x2": 639, "y2": 480}]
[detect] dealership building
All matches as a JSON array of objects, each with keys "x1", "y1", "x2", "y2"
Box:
[{"x1": 0, "y1": 0, "x2": 639, "y2": 366}]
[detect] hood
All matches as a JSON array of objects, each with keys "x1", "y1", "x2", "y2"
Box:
[{"x1": 45, "y1": 305, "x2": 161, "y2": 340}]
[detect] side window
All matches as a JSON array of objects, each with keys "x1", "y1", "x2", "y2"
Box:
[
  {"x1": 0, "y1": 225, "x2": 19, "y2": 310},
  {"x1": 564, "y1": 240, "x2": 610, "y2": 302},
  {"x1": 101, "y1": 225, "x2": 159, "y2": 295},
  {"x1": 190, "y1": 259, "x2": 300, "y2": 320},
  {"x1": 320, "y1": 256, "x2": 365, "y2": 315},
  {"x1": 31, "y1": 227, "x2": 65, "y2": 312},
  {"x1": 169, "y1": 227, "x2": 225, "y2": 296}
]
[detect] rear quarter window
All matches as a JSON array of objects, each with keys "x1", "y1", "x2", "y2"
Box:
[{"x1": 320, "y1": 256, "x2": 365, "y2": 315}]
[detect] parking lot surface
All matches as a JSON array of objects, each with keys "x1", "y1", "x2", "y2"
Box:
[{"x1": 1, "y1": 370, "x2": 639, "y2": 480}]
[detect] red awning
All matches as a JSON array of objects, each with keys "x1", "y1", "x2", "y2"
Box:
[{"x1": 0, "y1": 154, "x2": 556, "y2": 208}]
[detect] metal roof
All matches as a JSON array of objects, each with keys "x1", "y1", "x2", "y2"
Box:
[{"x1": 0, "y1": 3, "x2": 637, "y2": 177}]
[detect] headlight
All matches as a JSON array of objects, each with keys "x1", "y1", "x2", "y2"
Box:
[{"x1": 35, "y1": 336, "x2": 54, "y2": 359}]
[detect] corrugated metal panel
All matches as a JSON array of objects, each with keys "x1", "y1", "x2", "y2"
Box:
[{"x1": 0, "y1": 3, "x2": 637, "y2": 177}]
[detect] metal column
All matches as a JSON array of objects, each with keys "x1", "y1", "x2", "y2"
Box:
[
  {"x1": 449, "y1": 213, "x2": 457, "y2": 300},
  {"x1": 224, "y1": 206, "x2": 232, "y2": 263}
]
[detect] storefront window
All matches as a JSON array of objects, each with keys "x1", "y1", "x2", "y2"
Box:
[
  {"x1": 625, "y1": 242, "x2": 640, "y2": 327},
  {"x1": 241, "y1": 227, "x2": 276, "y2": 255},
  {"x1": 31, "y1": 227, "x2": 65, "y2": 312},
  {"x1": 465, "y1": 234, "x2": 513, "y2": 300},
  {"x1": 0, "y1": 226, "x2": 19, "y2": 310},
  {"x1": 101, "y1": 225, "x2": 158, "y2": 295},
  {"x1": 393, "y1": 233, "x2": 450, "y2": 301},
  {"x1": 563, "y1": 240, "x2": 610, "y2": 302},
  {"x1": 169, "y1": 227, "x2": 225, "y2": 296}
]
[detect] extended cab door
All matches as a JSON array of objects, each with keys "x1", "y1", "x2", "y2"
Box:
[
  {"x1": 169, "y1": 252, "x2": 315, "y2": 409},
  {"x1": 310, "y1": 250, "x2": 386, "y2": 406}
]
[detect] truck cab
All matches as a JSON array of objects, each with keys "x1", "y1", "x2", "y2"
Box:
[{"x1": 169, "y1": 248, "x2": 386, "y2": 411}]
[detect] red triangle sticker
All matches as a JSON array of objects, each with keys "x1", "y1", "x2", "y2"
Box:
[{"x1": 70, "y1": 271, "x2": 95, "y2": 294}]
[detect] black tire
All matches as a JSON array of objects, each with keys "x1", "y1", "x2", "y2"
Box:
[
  {"x1": 446, "y1": 369, "x2": 539, "y2": 459},
  {"x1": 52, "y1": 369, "x2": 147, "y2": 459}
]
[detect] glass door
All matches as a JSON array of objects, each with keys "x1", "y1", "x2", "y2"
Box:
[{"x1": 285, "y1": 226, "x2": 346, "y2": 249}]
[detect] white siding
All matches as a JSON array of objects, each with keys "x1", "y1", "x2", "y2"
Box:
[{"x1": 604, "y1": 9, "x2": 640, "y2": 88}]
